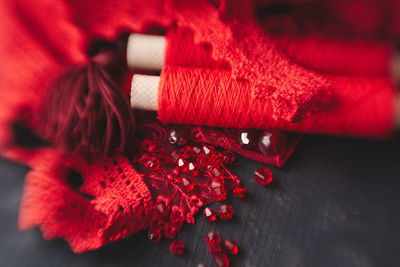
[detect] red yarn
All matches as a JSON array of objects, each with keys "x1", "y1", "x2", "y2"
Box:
[
  {"x1": 39, "y1": 61, "x2": 136, "y2": 157},
  {"x1": 158, "y1": 66, "x2": 396, "y2": 137}
]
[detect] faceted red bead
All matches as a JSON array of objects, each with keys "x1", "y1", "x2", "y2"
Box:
[
  {"x1": 224, "y1": 239, "x2": 238, "y2": 255},
  {"x1": 211, "y1": 179, "x2": 226, "y2": 201},
  {"x1": 188, "y1": 162, "x2": 199, "y2": 176},
  {"x1": 218, "y1": 205, "x2": 234, "y2": 220},
  {"x1": 203, "y1": 207, "x2": 217, "y2": 222},
  {"x1": 156, "y1": 202, "x2": 169, "y2": 217},
  {"x1": 258, "y1": 130, "x2": 287, "y2": 156},
  {"x1": 212, "y1": 168, "x2": 221, "y2": 177},
  {"x1": 182, "y1": 177, "x2": 194, "y2": 191},
  {"x1": 205, "y1": 232, "x2": 222, "y2": 252},
  {"x1": 212, "y1": 252, "x2": 230, "y2": 267},
  {"x1": 193, "y1": 146, "x2": 201, "y2": 154},
  {"x1": 148, "y1": 230, "x2": 161, "y2": 243},
  {"x1": 170, "y1": 240, "x2": 184, "y2": 255},
  {"x1": 221, "y1": 150, "x2": 235, "y2": 164},
  {"x1": 233, "y1": 186, "x2": 247, "y2": 199},
  {"x1": 164, "y1": 224, "x2": 178, "y2": 239},
  {"x1": 254, "y1": 167, "x2": 273, "y2": 186}
]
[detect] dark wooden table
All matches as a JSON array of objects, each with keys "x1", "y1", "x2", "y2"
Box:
[{"x1": 1, "y1": 135, "x2": 399, "y2": 267}]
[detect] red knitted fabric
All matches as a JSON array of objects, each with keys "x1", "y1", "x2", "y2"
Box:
[{"x1": 0, "y1": 0, "x2": 398, "y2": 254}]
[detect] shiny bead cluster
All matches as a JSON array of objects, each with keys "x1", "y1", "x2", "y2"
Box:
[{"x1": 205, "y1": 232, "x2": 239, "y2": 267}]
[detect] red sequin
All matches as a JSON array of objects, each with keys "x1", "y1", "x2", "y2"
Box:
[
  {"x1": 170, "y1": 240, "x2": 184, "y2": 255},
  {"x1": 254, "y1": 167, "x2": 273, "y2": 186},
  {"x1": 224, "y1": 239, "x2": 238, "y2": 255},
  {"x1": 204, "y1": 207, "x2": 217, "y2": 222},
  {"x1": 218, "y1": 205, "x2": 234, "y2": 220}
]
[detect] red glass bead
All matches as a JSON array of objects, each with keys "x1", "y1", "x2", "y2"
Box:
[
  {"x1": 144, "y1": 158, "x2": 159, "y2": 171},
  {"x1": 170, "y1": 240, "x2": 184, "y2": 255},
  {"x1": 156, "y1": 202, "x2": 169, "y2": 217},
  {"x1": 182, "y1": 177, "x2": 194, "y2": 191},
  {"x1": 224, "y1": 239, "x2": 238, "y2": 255},
  {"x1": 193, "y1": 146, "x2": 201, "y2": 154},
  {"x1": 188, "y1": 162, "x2": 199, "y2": 176},
  {"x1": 233, "y1": 186, "x2": 247, "y2": 199},
  {"x1": 205, "y1": 232, "x2": 222, "y2": 252},
  {"x1": 203, "y1": 145, "x2": 212, "y2": 155},
  {"x1": 170, "y1": 151, "x2": 180, "y2": 164},
  {"x1": 212, "y1": 252, "x2": 229, "y2": 267},
  {"x1": 170, "y1": 206, "x2": 185, "y2": 225},
  {"x1": 148, "y1": 230, "x2": 161, "y2": 243},
  {"x1": 211, "y1": 179, "x2": 226, "y2": 201},
  {"x1": 218, "y1": 205, "x2": 234, "y2": 220},
  {"x1": 164, "y1": 224, "x2": 178, "y2": 239},
  {"x1": 212, "y1": 168, "x2": 221, "y2": 177},
  {"x1": 203, "y1": 207, "x2": 217, "y2": 222},
  {"x1": 221, "y1": 150, "x2": 235, "y2": 164},
  {"x1": 258, "y1": 130, "x2": 287, "y2": 156},
  {"x1": 254, "y1": 167, "x2": 273, "y2": 186},
  {"x1": 168, "y1": 128, "x2": 188, "y2": 146}
]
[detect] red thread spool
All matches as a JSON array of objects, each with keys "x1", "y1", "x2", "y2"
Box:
[{"x1": 157, "y1": 66, "x2": 397, "y2": 137}]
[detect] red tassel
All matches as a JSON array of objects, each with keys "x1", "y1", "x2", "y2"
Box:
[{"x1": 39, "y1": 59, "x2": 136, "y2": 156}]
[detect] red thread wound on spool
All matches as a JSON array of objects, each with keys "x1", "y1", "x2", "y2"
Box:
[{"x1": 158, "y1": 66, "x2": 396, "y2": 137}]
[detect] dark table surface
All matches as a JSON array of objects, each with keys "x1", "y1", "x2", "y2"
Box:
[{"x1": 1, "y1": 135, "x2": 399, "y2": 267}]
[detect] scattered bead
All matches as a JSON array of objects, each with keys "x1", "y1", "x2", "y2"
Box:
[
  {"x1": 211, "y1": 179, "x2": 226, "y2": 201},
  {"x1": 204, "y1": 207, "x2": 217, "y2": 222},
  {"x1": 254, "y1": 167, "x2": 273, "y2": 186},
  {"x1": 181, "y1": 177, "x2": 194, "y2": 191},
  {"x1": 203, "y1": 145, "x2": 211, "y2": 154},
  {"x1": 218, "y1": 205, "x2": 234, "y2": 220},
  {"x1": 170, "y1": 240, "x2": 184, "y2": 255},
  {"x1": 233, "y1": 186, "x2": 247, "y2": 199},
  {"x1": 156, "y1": 201, "x2": 169, "y2": 217},
  {"x1": 148, "y1": 230, "x2": 161, "y2": 243},
  {"x1": 258, "y1": 130, "x2": 287, "y2": 156},
  {"x1": 212, "y1": 252, "x2": 230, "y2": 267},
  {"x1": 164, "y1": 224, "x2": 178, "y2": 239},
  {"x1": 206, "y1": 232, "x2": 222, "y2": 252},
  {"x1": 221, "y1": 150, "x2": 235, "y2": 164},
  {"x1": 224, "y1": 239, "x2": 238, "y2": 255},
  {"x1": 168, "y1": 128, "x2": 188, "y2": 146}
]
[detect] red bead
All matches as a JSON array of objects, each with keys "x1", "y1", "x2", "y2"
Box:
[
  {"x1": 212, "y1": 168, "x2": 221, "y2": 177},
  {"x1": 221, "y1": 150, "x2": 235, "y2": 164},
  {"x1": 181, "y1": 177, "x2": 194, "y2": 191},
  {"x1": 164, "y1": 224, "x2": 178, "y2": 239},
  {"x1": 224, "y1": 239, "x2": 238, "y2": 255},
  {"x1": 211, "y1": 179, "x2": 226, "y2": 201},
  {"x1": 205, "y1": 232, "x2": 222, "y2": 252},
  {"x1": 170, "y1": 151, "x2": 180, "y2": 164},
  {"x1": 233, "y1": 186, "x2": 247, "y2": 199},
  {"x1": 170, "y1": 206, "x2": 185, "y2": 225},
  {"x1": 193, "y1": 146, "x2": 201, "y2": 154},
  {"x1": 258, "y1": 130, "x2": 287, "y2": 156},
  {"x1": 148, "y1": 230, "x2": 161, "y2": 243},
  {"x1": 218, "y1": 205, "x2": 234, "y2": 220},
  {"x1": 168, "y1": 128, "x2": 188, "y2": 146},
  {"x1": 188, "y1": 162, "x2": 199, "y2": 176},
  {"x1": 203, "y1": 207, "x2": 217, "y2": 222},
  {"x1": 170, "y1": 240, "x2": 184, "y2": 255},
  {"x1": 254, "y1": 167, "x2": 273, "y2": 186},
  {"x1": 144, "y1": 158, "x2": 159, "y2": 171},
  {"x1": 156, "y1": 202, "x2": 169, "y2": 217},
  {"x1": 212, "y1": 252, "x2": 229, "y2": 267}
]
